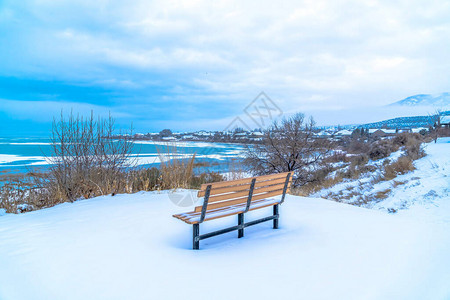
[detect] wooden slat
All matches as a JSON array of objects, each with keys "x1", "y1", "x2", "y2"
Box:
[
  {"x1": 194, "y1": 188, "x2": 285, "y2": 212},
  {"x1": 206, "y1": 182, "x2": 286, "y2": 203},
  {"x1": 206, "y1": 182, "x2": 285, "y2": 204},
  {"x1": 199, "y1": 177, "x2": 253, "y2": 190},
  {"x1": 254, "y1": 182, "x2": 286, "y2": 193},
  {"x1": 197, "y1": 173, "x2": 292, "y2": 197},
  {"x1": 208, "y1": 189, "x2": 252, "y2": 203},
  {"x1": 251, "y1": 188, "x2": 285, "y2": 201},
  {"x1": 197, "y1": 176, "x2": 291, "y2": 197},
  {"x1": 254, "y1": 177, "x2": 288, "y2": 188},
  {"x1": 174, "y1": 172, "x2": 293, "y2": 224},
  {"x1": 195, "y1": 196, "x2": 247, "y2": 212},
  {"x1": 199, "y1": 172, "x2": 289, "y2": 190},
  {"x1": 197, "y1": 183, "x2": 252, "y2": 197},
  {"x1": 174, "y1": 198, "x2": 281, "y2": 224}
]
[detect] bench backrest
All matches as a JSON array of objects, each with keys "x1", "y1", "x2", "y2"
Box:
[{"x1": 195, "y1": 172, "x2": 292, "y2": 213}]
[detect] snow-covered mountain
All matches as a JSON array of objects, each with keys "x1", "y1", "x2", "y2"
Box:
[{"x1": 390, "y1": 93, "x2": 450, "y2": 107}]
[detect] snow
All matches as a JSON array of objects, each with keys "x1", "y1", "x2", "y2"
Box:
[
  {"x1": 313, "y1": 138, "x2": 450, "y2": 214},
  {"x1": 412, "y1": 127, "x2": 427, "y2": 133},
  {"x1": 372, "y1": 137, "x2": 450, "y2": 216},
  {"x1": 1, "y1": 140, "x2": 450, "y2": 300},
  {"x1": 335, "y1": 129, "x2": 352, "y2": 135}
]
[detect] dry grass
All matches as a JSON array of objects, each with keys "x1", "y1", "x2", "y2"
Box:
[
  {"x1": 157, "y1": 144, "x2": 196, "y2": 189},
  {"x1": 1, "y1": 144, "x2": 225, "y2": 213},
  {"x1": 226, "y1": 158, "x2": 248, "y2": 180},
  {"x1": 383, "y1": 156, "x2": 415, "y2": 181},
  {"x1": 374, "y1": 189, "x2": 391, "y2": 200},
  {"x1": 391, "y1": 180, "x2": 407, "y2": 188},
  {"x1": 293, "y1": 171, "x2": 344, "y2": 196}
]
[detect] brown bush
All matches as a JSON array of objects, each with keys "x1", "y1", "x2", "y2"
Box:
[
  {"x1": 404, "y1": 137, "x2": 426, "y2": 160},
  {"x1": 293, "y1": 172, "x2": 344, "y2": 196},
  {"x1": 324, "y1": 151, "x2": 347, "y2": 163},
  {"x1": 383, "y1": 156, "x2": 415, "y2": 180},
  {"x1": 368, "y1": 139, "x2": 397, "y2": 160},
  {"x1": 343, "y1": 165, "x2": 361, "y2": 179},
  {"x1": 349, "y1": 154, "x2": 369, "y2": 166},
  {"x1": 190, "y1": 172, "x2": 224, "y2": 189},
  {"x1": 348, "y1": 140, "x2": 371, "y2": 154}
]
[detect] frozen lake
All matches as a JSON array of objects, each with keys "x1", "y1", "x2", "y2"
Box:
[{"x1": 0, "y1": 137, "x2": 246, "y2": 174}]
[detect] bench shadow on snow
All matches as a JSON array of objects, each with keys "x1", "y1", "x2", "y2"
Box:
[{"x1": 166, "y1": 206, "x2": 308, "y2": 250}]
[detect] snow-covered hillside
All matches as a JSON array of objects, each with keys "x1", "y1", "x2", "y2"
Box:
[
  {"x1": 0, "y1": 139, "x2": 449, "y2": 300},
  {"x1": 390, "y1": 92, "x2": 450, "y2": 107},
  {"x1": 312, "y1": 138, "x2": 450, "y2": 215}
]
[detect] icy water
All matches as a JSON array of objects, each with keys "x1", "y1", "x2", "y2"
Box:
[{"x1": 0, "y1": 137, "x2": 246, "y2": 174}]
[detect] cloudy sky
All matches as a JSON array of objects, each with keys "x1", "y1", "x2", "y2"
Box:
[{"x1": 1, "y1": 0, "x2": 449, "y2": 135}]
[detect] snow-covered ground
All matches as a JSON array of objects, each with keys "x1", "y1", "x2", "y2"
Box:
[
  {"x1": 0, "y1": 139, "x2": 449, "y2": 300},
  {"x1": 372, "y1": 138, "x2": 450, "y2": 216},
  {"x1": 313, "y1": 138, "x2": 450, "y2": 215}
]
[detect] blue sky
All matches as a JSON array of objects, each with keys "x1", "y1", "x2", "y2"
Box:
[{"x1": 1, "y1": 0, "x2": 450, "y2": 136}]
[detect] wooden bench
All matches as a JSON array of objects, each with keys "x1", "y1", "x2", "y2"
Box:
[{"x1": 173, "y1": 172, "x2": 292, "y2": 249}]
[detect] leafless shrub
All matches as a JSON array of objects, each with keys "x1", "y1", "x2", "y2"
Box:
[
  {"x1": 349, "y1": 154, "x2": 369, "y2": 166},
  {"x1": 404, "y1": 137, "x2": 426, "y2": 160},
  {"x1": 47, "y1": 111, "x2": 135, "y2": 201},
  {"x1": 348, "y1": 140, "x2": 370, "y2": 154},
  {"x1": 343, "y1": 165, "x2": 361, "y2": 179},
  {"x1": 226, "y1": 158, "x2": 248, "y2": 180},
  {"x1": 157, "y1": 144, "x2": 196, "y2": 189},
  {"x1": 358, "y1": 164, "x2": 377, "y2": 173},
  {"x1": 368, "y1": 139, "x2": 397, "y2": 160},
  {"x1": 243, "y1": 113, "x2": 333, "y2": 187},
  {"x1": 190, "y1": 172, "x2": 225, "y2": 189},
  {"x1": 324, "y1": 151, "x2": 347, "y2": 163},
  {"x1": 125, "y1": 167, "x2": 162, "y2": 193}
]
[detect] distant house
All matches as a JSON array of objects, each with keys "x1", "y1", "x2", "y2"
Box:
[
  {"x1": 162, "y1": 136, "x2": 177, "y2": 141},
  {"x1": 440, "y1": 116, "x2": 450, "y2": 128},
  {"x1": 315, "y1": 131, "x2": 331, "y2": 137},
  {"x1": 371, "y1": 129, "x2": 387, "y2": 138},
  {"x1": 370, "y1": 128, "x2": 396, "y2": 137},
  {"x1": 335, "y1": 129, "x2": 352, "y2": 136},
  {"x1": 412, "y1": 127, "x2": 428, "y2": 133},
  {"x1": 383, "y1": 129, "x2": 397, "y2": 134}
]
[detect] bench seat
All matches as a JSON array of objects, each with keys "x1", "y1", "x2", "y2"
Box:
[
  {"x1": 173, "y1": 197, "x2": 281, "y2": 224},
  {"x1": 173, "y1": 172, "x2": 292, "y2": 249}
]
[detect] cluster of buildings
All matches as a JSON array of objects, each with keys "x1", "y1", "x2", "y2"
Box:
[
  {"x1": 132, "y1": 130, "x2": 265, "y2": 143},
  {"x1": 129, "y1": 116, "x2": 450, "y2": 143}
]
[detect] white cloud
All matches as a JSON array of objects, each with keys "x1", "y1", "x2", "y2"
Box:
[
  {"x1": 0, "y1": 99, "x2": 131, "y2": 122},
  {"x1": 1, "y1": 0, "x2": 450, "y2": 128}
]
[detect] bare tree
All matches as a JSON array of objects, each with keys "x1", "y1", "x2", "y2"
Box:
[
  {"x1": 47, "y1": 111, "x2": 135, "y2": 200},
  {"x1": 243, "y1": 113, "x2": 333, "y2": 186}
]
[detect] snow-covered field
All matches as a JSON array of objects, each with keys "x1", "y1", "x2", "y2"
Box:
[{"x1": 0, "y1": 139, "x2": 449, "y2": 300}]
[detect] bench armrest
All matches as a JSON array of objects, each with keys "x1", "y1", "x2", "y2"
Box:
[
  {"x1": 198, "y1": 184, "x2": 212, "y2": 223},
  {"x1": 280, "y1": 172, "x2": 291, "y2": 204},
  {"x1": 243, "y1": 178, "x2": 256, "y2": 213}
]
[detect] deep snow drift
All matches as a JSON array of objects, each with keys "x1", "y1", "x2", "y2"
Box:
[{"x1": 0, "y1": 140, "x2": 449, "y2": 300}]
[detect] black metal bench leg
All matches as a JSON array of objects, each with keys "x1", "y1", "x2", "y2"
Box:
[
  {"x1": 193, "y1": 224, "x2": 200, "y2": 250},
  {"x1": 238, "y1": 213, "x2": 244, "y2": 238},
  {"x1": 273, "y1": 204, "x2": 279, "y2": 229}
]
